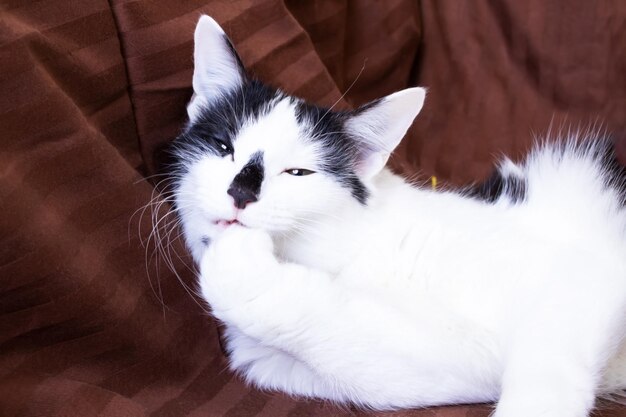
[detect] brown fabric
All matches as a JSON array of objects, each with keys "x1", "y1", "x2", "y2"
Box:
[
  {"x1": 1, "y1": 1, "x2": 625, "y2": 417},
  {"x1": 409, "y1": 1, "x2": 626, "y2": 185}
]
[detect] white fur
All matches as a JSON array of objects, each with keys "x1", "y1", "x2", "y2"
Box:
[{"x1": 174, "y1": 16, "x2": 626, "y2": 417}]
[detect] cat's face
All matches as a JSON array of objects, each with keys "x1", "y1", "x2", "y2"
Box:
[{"x1": 170, "y1": 16, "x2": 425, "y2": 263}]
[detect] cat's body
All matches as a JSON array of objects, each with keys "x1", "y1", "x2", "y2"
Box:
[
  {"x1": 166, "y1": 16, "x2": 626, "y2": 416},
  {"x1": 203, "y1": 148, "x2": 626, "y2": 414}
]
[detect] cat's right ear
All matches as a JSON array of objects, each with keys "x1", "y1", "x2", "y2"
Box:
[
  {"x1": 187, "y1": 15, "x2": 246, "y2": 121},
  {"x1": 346, "y1": 88, "x2": 426, "y2": 179}
]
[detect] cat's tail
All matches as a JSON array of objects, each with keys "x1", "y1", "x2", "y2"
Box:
[
  {"x1": 525, "y1": 130, "x2": 625, "y2": 205},
  {"x1": 474, "y1": 129, "x2": 625, "y2": 213},
  {"x1": 519, "y1": 130, "x2": 626, "y2": 246}
]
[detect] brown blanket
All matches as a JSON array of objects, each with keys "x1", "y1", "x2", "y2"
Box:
[{"x1": 1, "y1": 1, "x2": 625, "y2": 416}]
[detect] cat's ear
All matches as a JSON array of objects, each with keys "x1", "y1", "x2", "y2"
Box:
[
  {"x1": 346, "y1": 88, "x2": 426, "y2": 179},
  {"x1": 187, "y1": 15, "x2": 246, "y2": 121}
]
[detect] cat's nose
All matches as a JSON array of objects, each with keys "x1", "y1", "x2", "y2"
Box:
[{"x1": 227, "y1": 186, "x2": 258, "y2": 209}]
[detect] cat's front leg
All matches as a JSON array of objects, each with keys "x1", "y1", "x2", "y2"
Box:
[
  {"x1": 199, "y1": 227, "x2": 497, "y2": 409},
  {"x1": 199, "y1": 225, "x2": 280, "y2": 319},
  {"x1": 199, "y1": 226, "x2": 341, "y2": 400},
  {"x1": 200, "y1": 224, "x2": 344, "y2": 350},
  {"x1": 200, "y1": 225, "x2": 347, "y2": 352}
]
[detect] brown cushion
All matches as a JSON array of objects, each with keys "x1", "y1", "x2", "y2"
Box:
[{"x1": 1, "y1": 1, "x2": 624, "y2": 416}]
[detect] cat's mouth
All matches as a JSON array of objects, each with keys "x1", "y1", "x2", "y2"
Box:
[
  {"x1": 214, "y1": 219, "x2": 243, "y2": 228},
  {"x1": 200, "y1": 218, "x2": 245, "y2": 247}
]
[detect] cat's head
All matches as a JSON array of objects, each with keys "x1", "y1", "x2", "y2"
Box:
[{"x1": 169, "y1": 15, "x2": 425, "y2": 262}]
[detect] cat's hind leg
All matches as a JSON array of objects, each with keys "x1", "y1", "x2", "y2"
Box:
[{"x1": 493, "y1": 264, "x2": 626, "y2": 417}]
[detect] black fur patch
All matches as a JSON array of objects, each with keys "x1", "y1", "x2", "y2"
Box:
[
  {"x1": 469, "y1": 169, "x2": 527, "y2": 204},
  {"x1": 295, "y1": 102, "x2": 369, "y2": 204},
  {"x1": 172, "y1": 80, "x2": 282, "y2": 168},
  {"x1": 228, "y1": 151, "x2": 264, "y2": 209}
]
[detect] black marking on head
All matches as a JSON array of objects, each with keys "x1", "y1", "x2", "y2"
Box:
[
  {"x1": 469, "y1": 169, "x2": 527, "y2": 204},
  {"x1": 227, "y1": 151, "x2": 264, "y2": 209},
  {"x1": 295, "y1": 101, "x2": 369, "y2": 204},
  {"x1": 170, "y1": 79, "x2": 282, "y2": 172}
]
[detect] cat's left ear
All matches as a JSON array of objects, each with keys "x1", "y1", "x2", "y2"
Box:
[
  {"x1": 346, "y1": 88, "x2": 426, "y2": 179},
  {"x1": 187, "y1": 15, "x2": 247, "y2": 121}
]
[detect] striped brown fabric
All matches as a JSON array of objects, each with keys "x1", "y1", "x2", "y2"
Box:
[
  {"x1": 410, "y1": 1, "x2": 626, "y2": 186},
  {"x1": 1, "y1": 1, "x2": 625, "y2": 417}
]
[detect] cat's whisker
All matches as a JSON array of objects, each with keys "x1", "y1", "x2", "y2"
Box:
[
  {"x1": 311, "y1": 61, "x2": 366, "y2": 132},
  {"x1": 135, "y1": 178, "x2": 212, "y2": 315}
]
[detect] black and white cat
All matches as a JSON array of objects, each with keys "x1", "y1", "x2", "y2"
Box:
[{"x1": 166, "y1": 15, "x2": 626, "y2": 416}]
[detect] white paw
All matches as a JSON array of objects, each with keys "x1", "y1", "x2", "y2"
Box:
[
  {"x1": 212, "y1": 224, "x2": 274, "y2": 256},
  {"x1": 199, "y1": 225, "x2": 277, "y2": 313}
]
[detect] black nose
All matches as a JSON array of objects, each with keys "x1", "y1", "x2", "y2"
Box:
[{"x1": 227, "y1": 186, "x2": 258, "y2": 209}]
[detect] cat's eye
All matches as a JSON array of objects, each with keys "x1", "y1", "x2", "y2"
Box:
[
  {"x1": 284, "y1": 168, "x2": 315, "y2": 176},
  {"x1": 214, "y1": 139, "x2": 233, "y2": 156}
]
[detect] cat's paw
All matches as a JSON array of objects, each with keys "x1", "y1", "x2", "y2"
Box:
[
  {"x1": 212, "y1": 224, "x2": 274, "y2": 256},
  {"x1": 199, "y1": 225, "x2": 277, "y2": 313}
]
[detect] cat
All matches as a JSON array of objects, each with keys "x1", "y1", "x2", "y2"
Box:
[{"x1": 164, "y1": 15, "x2": 626, "y2": 417}]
